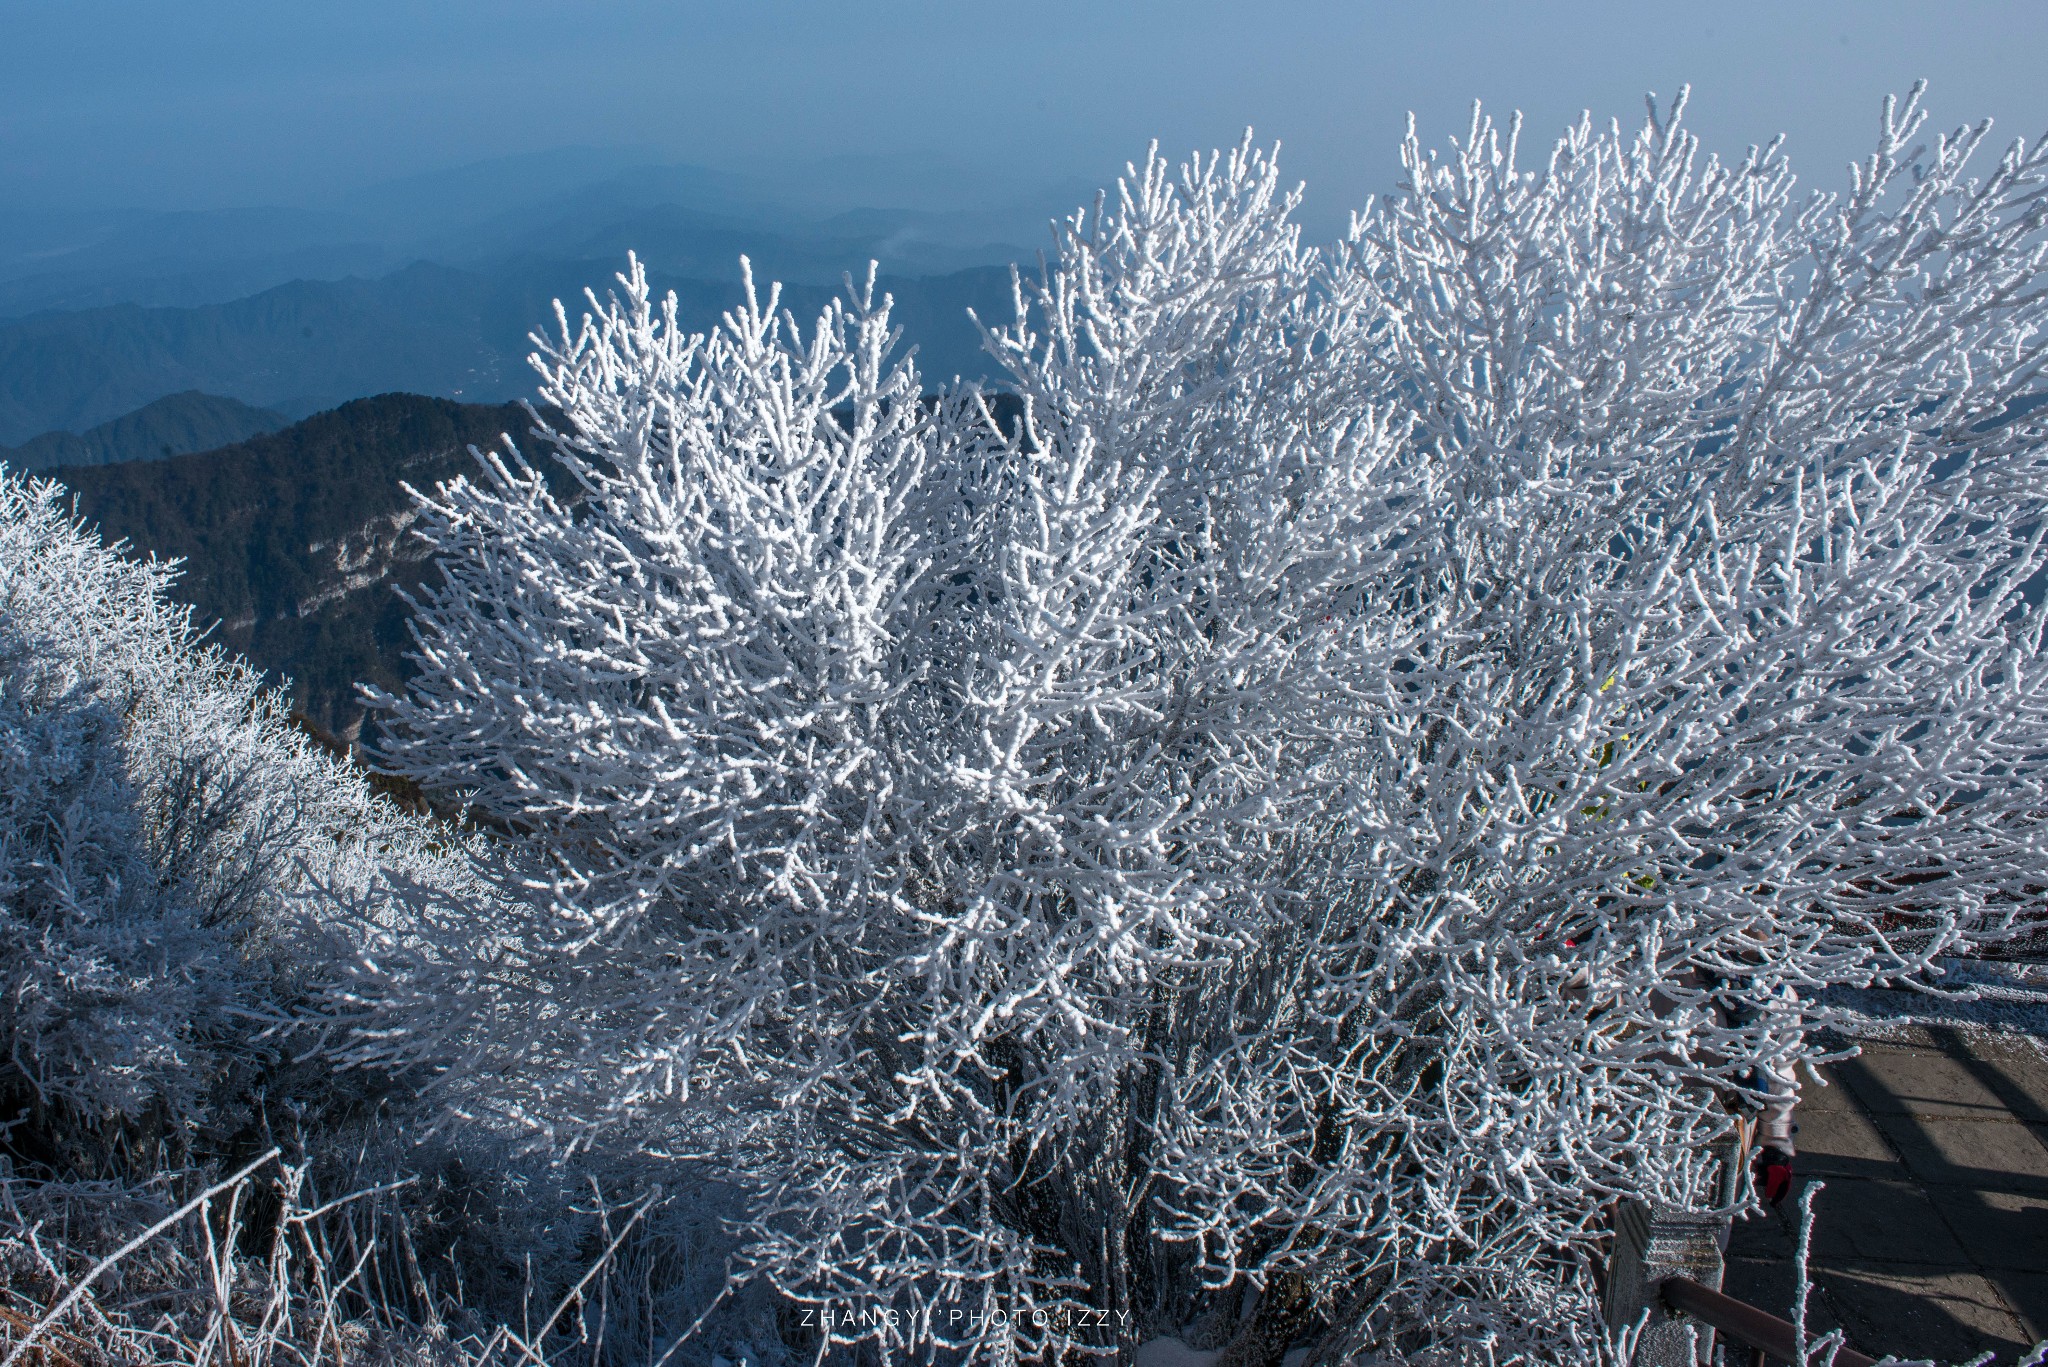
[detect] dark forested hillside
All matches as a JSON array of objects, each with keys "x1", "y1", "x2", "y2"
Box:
[{"x1": 54, "y1": 393, "x2": 560, "y2": 742}]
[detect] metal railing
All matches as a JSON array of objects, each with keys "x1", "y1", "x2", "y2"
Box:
[
  {"x1": 1603, "y1": 1196, "x2": 1893, "y2": 1366},
  {"x1": 1658, "y1": 1275, "x2": 1878, "y2": 1367}
]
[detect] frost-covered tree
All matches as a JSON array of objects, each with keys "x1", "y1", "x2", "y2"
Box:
[
  {"x1": 0, "y1": 469, "x2": 474, "y2": 1174},
  {"x1": 368, "y1": 86, "x2": 2048, "y2": 1364}
]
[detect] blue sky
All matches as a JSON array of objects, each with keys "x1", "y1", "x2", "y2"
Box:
[{"x1": 5, "y1": 1, "x2": 2048, "y2": 240}]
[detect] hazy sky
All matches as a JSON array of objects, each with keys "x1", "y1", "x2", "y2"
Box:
[{"x1": 6, "y1": 1, "x2": 2048, "y2": 239}]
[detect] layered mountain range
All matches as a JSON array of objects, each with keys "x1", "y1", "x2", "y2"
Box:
[
  {"x1": 13, "y1": 150, "x2": 1059, "y2": 741},
  {"x1": 0, "y1": 258, "x2": 1016, "y2": 445},
  {"x1": 0, "y1": 148, "x2": 1076, "y2": 444}
]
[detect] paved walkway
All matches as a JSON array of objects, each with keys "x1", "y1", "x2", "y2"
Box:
[{"x1": 1724, "y1": 1021, "x2": 2048, "y2": 1362}]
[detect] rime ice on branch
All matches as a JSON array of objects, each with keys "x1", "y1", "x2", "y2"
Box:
[{"x1": 367, "y1": 87, "x2": 2048, "y2": 1362}]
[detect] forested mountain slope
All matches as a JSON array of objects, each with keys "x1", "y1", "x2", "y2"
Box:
[{"x1": 53, "y1": 393, "x2": 558, "y2": 742}]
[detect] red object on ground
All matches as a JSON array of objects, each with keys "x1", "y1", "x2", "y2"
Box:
[{"x1": 1754, "y1": 1146, "x2": 1794, "y2": 1206}]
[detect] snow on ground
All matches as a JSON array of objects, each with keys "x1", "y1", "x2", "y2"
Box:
[{"x1": 1816, "y1": 955, "x2": 2048, "y2": 1048}]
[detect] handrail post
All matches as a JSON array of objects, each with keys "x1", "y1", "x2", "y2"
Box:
[{"x1": 1604, "y1": 1198, "x2": 1729, "y2": 1365}]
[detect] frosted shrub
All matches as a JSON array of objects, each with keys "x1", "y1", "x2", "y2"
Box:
[
  {"x1": 0, "y1": 471, "x2": 472, "y2": 1172},
  {"x1": 0, "y1": 631, "x2": 235, "y2": 1141},
  {"x1": 370, "y1": 87, "x2": 2048, "y2": 1363},
  {"x1": 0, "y1": 471, "x2": 667, "y2": 1365}
]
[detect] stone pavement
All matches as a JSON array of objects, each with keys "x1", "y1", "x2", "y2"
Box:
[{"x1": 1723, "y1": 1023, "x2": 2048, "y2": 1363}]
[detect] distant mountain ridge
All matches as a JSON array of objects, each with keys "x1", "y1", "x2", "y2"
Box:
[
  {"x1": 0, "y1": 147, "x2": 1075, "y2": 319},
  {"x1": 0, "y1": 258, "x2": 1015, "y2": 444},
  {"x1": 0, "y1": 390, "x2": 286, "y2": 470},
  {"x1": 52, "y1": 393, "x2": 554, "y2": 742},
  {"x1": 0, "y1": 148, "x2": 1067, "y2": 446}
]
